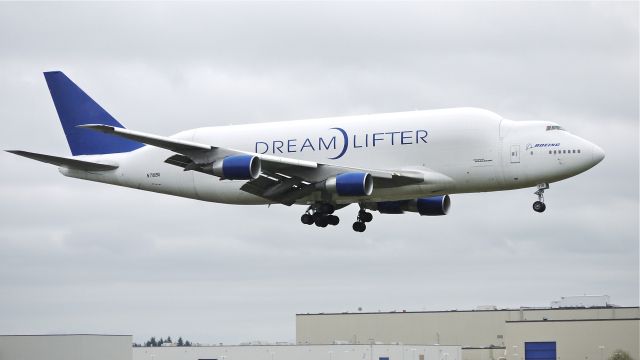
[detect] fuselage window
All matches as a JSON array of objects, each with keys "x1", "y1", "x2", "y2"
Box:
[
  {"x1": 578, "y1": 149, "x2": 581, "y2": 153},
  {"x1": 530, "y1": 151, "x2": 533, "y2": 155},
  {"x1": 553, "y1": 150, "x2": 557, "y2": 154},
  {"x1": 572, "y1": 150, "x2": 575, "y2": 153},
  {"x1": 549, "y1": 150, "x2": 552, "y2": 154},
  {"x1": 563, "y1": 150, "x2": 566, "y2": 154}
]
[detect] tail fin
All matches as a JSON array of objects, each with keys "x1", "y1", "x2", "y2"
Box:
[{"x1": 44, "y1": 71, "x2": 144, "y2": 156}]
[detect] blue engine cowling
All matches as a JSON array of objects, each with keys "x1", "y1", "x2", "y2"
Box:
[
  {"x1": 375, "y1": 195, "x2": 451, "y2": 215},
  {"x1": 325, "y1": 172, "x2": 373, "y2": 196},
  {"x1": 412, "y1": 195, "x2": 450, "y2": 216},
  {"x1": 211, "y1": 155, "x2": 261, "y2": 180}
]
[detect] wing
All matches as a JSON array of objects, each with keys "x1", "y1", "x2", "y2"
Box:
[{"x1": 79, "y1": 124, "x2": 435, "y2": 205}]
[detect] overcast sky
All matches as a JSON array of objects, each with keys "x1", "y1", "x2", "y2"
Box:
[{"x1": 0, "y1": 2, "x2": 637, "y2": 345}]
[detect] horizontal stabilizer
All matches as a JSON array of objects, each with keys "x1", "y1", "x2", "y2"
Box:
[{"x1": 6, "y1": 150, "x2": 118, "y2": 171}]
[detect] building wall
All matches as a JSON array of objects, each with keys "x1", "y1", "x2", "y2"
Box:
[
  {"x1": 0, "y1": 334, "x2": 132, "y2": 360},
  {"x1": 460, "y1": 348, "x2": 506, "y2": 360},
  {"x1": 133, "y1": 344, "x2": 462, "y2": 360},
  {"x1": 296, "y1": 307, "x2": 639, "y2": 347},
  {"x1": 504, "y1": 319, "x2": 639, "y2": 360}
]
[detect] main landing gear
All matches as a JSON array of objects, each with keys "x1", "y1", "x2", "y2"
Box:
[
  {"x1": 533, "y1": 183, "x2": 549, "y2": 213},
  {"x1": 352, "y1": 208, "x2": 373, "y2": 232},
  {"x1": 301, "y1": 203, "x2": 340, "y2": 228},
  {"x1": 300, "y1": 204, "x2": 374, "y2": 232}
]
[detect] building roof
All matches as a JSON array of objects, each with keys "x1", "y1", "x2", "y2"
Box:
[{"x1": 296, "y1": 306, "x2": 640, "y2": 316}]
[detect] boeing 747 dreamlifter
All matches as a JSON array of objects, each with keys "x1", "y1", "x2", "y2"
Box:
[{"x1": 7, "y1": 72, "x2": 605, "y2": 232}]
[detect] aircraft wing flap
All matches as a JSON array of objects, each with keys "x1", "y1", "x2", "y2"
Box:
[
  {"x1": 240, "y1": 172, "x2": 314, "y2": 206},
  {"x1": 6, "y1": 150, "x2": 118, "y2": 171},
  {"x1": 164, "y1": 154, "x2": 212, "y2": 174}
]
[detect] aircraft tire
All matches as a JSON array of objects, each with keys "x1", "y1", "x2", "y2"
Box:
[
  {"x1": 533, "y1": 201, "x2": 546, "y2": 213},
  {"x1": 301, "y1": 213, "x2": 314, "y2": 225},
  {"x1": 315, "y1": 216, "x2": 329, "y2": 227},
  {"x1": 352, "y1": 221, "x2": 366, "y2": 232}
]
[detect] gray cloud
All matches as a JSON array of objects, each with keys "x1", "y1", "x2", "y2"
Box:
[{"x1": 0, "y1": 2, "x2": 637, "y2": 344}]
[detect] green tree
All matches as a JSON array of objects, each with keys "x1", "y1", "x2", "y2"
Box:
[
  {"x1": 177, "y1": 337, "x2": 184, "y2": 346},
  {"x1": 166, "y1": 336, "x2": 172, "y2": 344},
  {"x1": 609, "y1": 350, "x2": 634, "y2": 360}
]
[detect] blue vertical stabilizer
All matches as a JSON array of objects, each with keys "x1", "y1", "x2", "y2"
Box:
[{"x1": 44, "y1": 71, "x2": 144, "y2": 155}]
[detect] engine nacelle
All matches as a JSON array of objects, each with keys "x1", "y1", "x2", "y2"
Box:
[
  {"x1": 409, "y1": 195, "x2": 451, "y2": 216},
  {"x1": 374, "y1": 195, "x2": 451, "y2": 215},
  {"x1": 325, "y1": 172, "x2": 373, "y2": 196},
  {"x1": 211, "y1": 155, "x2": 261, "y2": 180},
  {"x1": 376, "y1": 201, "x2": 405, "y2": 214}
]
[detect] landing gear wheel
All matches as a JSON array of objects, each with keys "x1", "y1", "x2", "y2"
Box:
[
  {"x1": 301, "y1": 213, "x2": 314, "y2": 225},
  {"x1": 327, "y1": 215, "x2": 340, "y2": 226},
  {"x1": 353, "y1": 206, "x2": 372, "y2": 232},
  {"x1": 302, "y1": 203, "x2": 338, "y2": 228},
  {"x1": 359, "y1": 211, "x2": 373, "y2": 223},
  {"x1": 532, "y1": 183, "x2": 549, "y2": 213},
  {"x1": 315, "y1": 216, "x2": 329, "y2": 228},
  {"x1": 533, "y1": 201, "x2": 546, "y2": 213},
  {"x1": 352, "y1": 221, "x2": 366, "y2": 232}
]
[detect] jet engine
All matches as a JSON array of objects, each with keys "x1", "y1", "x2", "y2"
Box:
[
  {"x1": 375, "y1": 195, "x2": 451, "y2": 215},
  {"x1": 409, "y1": 195, "x2": 451, "y2": 215},
  {"x1": 325, "y1": 172, "x2": 373, "y2": 196},
  {"x1": 211, "y1": 155, "x2": 261, "y2": 180}
]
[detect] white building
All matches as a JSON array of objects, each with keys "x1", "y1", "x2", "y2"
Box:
[
  {"x1": 550, "y1": 295, "x2": 611, "y2": 308},
  {"x1": 0, "y1": 334, "x2": 132, "y2": 360},
  {"x1": 296, "y1": 306, "x2": 640, "y2": 360},
  {"x1": 133, "y1": 344, "x2": 462, "y2": 360}
]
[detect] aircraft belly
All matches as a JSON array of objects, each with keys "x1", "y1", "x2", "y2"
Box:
[
  {"x1": 192, "y1": 172, "x2": 267, "y2": 204},
  {"x1": 86, "y1": 150, "x2": 202, "y2": 200},
  {"x1": 59, "y1": 167, "x2": 120, "y2": 185}
]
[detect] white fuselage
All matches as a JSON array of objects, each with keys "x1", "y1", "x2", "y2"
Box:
[{"x1": 61, "y1": 108, "x2": 604, "y2": 205}]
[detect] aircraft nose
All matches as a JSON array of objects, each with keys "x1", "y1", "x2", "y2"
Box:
[{"x1": 591, "y1": 143, "x2": 605, "y2": 165}]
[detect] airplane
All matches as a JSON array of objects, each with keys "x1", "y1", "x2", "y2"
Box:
[{"x1": 7, "y1": 71, "x2": 605, "y2": 232}]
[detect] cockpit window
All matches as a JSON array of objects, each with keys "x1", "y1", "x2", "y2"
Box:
[{"x1": 546, "y1": 125, "x2": 565, "y2": 131}]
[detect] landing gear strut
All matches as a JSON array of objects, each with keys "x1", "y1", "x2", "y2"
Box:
[
  {"x1": 352, "y1": 208, "x2": 373, "y2": 232},
  {"x1": 533, "y1": 183, "x2": 549, "y2": 213},
  {"x1": 301, "y1": 204, "x2": 339, "y2": 228},
  {"x1": 300, "y1": 203, "x2": 374, "y2": 231}
]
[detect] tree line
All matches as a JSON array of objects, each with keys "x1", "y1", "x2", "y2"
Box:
[{"x1": 133, "y1": 336, "x2": 193, "y2": 347}]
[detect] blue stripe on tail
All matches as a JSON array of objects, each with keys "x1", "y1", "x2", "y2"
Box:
[{"x1": 44, "y1": 71, "x2": 144, "y2": 155}]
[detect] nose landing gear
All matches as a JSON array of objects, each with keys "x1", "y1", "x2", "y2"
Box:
[{"x1": 533, "y1": 183, "x2": 549, "y2": 213}]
